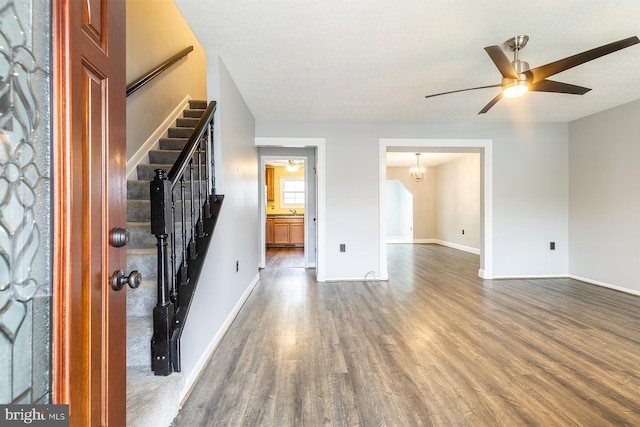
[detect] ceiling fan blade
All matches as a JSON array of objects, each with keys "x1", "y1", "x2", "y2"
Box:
[
  {"x1": 525, "y1": 36, "x2": 640, "y2": 83},
  {"x1": 484, "y1": 45, "x2": 519, "y2": 79},
  {"x1": 530, "y1": 79, "x2": 591, "y2": 95},
  {"x1": 478, "y1": 92, "x2": 503, "y2": 114},
  {"x1": 425, "y1": 84, "x2": 501, "y2": 99}
]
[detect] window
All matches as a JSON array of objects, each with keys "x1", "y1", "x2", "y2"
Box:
[{"x1": 280, "y1": 177, "x2": 304, "y2": 207}]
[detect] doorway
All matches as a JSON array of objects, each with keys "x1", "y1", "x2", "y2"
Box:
[
  {"x1": 379, "y1": 138, "x2": 493, "y2": 280},
  {"x1": 257, "y1": 146, "x2": 319, "y2": 273},
  {"x1": 264, "y1": 157, "x2": 306, "y2": 268}
]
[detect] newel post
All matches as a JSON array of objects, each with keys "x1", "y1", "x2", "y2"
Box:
[{"x1": 150, "y1": 169, "x2": 175, "y2": 375}]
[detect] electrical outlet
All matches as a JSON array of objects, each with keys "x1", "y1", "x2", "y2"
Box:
[
  {"x1": 340, "y1": 244, "x2": 346, "y2": 252},
  {"x1": 236, "y1": 260, "x2": 239, "y2": 272},
  {"x1": 550, "y1": 242, "x2": 555, "y2": 250},
  {"x1": 462, "y1": 229, "x2": 465, "y2": 235}
]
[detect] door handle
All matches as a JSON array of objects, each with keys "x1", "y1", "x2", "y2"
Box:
[{"x1": 112, "y1": 270, "x2": 142, "y2": 291}]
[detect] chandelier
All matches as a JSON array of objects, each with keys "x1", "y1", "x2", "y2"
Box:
[{"x1": 409, "y1": 153, "x2": 425, "y2": 182}]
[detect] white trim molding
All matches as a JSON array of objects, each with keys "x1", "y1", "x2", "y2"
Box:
[{"x1": 569, "y1": 275, "x2": 640, "y2": 297}]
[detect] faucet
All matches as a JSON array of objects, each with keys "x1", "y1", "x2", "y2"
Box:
[{"x1": 289, "y1": 209, "x2": 297, "y2": 216}]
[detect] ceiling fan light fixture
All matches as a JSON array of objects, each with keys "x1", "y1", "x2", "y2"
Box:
[
  {"x1": 286, "y1": 160, "x2": 299, "y2": 172},
  {"x1": 502, "y1": 79, "x2": 529, "y2": 98}
]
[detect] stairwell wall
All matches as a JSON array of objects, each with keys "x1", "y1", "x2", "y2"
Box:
[
  {"x1": 179, "y1": 54, "x2": 259, "y2": 396},
  {"x1": 126, "y1": 0, "x2": 207, "y2": 160}
]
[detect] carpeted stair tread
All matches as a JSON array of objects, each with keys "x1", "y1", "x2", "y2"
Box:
[
  {"x1": 126, "y1": 366, "x2": 184, "y2": 427},
  {"x1": 148, "y1": 149, "x2": 207, "y2": 166},
  {"x1": 137, "y1": 163, "x2": 174, "y2": 180},
  {"x1": 126, "y1": 315, "x2": 153, "y2": 367}
]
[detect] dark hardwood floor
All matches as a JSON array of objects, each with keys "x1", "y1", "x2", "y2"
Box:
[
  {"x1": 173, "y1": 244, "x2": 640, "y2": 426},
  {"x1": 265, "y1": 247, "x2": 305, "y2": 268}
]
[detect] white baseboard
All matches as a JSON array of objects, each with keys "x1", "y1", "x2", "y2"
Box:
[
  {"x1": 413, "y1": 238, "x2": 437, "y2": 244},
  {"x1": 432, "y1": 240, "x2": 480, "y2": 255},
  {"x1": 491, "y1": 274, "x2": 568, "y2": 279},
  {"x1": 178, "y1": 272, "x2": 261, "y2": 405},
  {"x1": 126, "y1": 95, "x2": 192, "y2": 180},
  {"x1": 569, "y1": 274, "x2": 640, "y2": 297}
]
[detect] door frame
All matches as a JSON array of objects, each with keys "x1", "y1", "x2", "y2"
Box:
[
  {"x1": 260, "y1": 155, "x2": 310, "y2": 267},
  {"x1": 256, "y1": 137, "x2": 326, "y2": 281},
  {"x1": 379, "y1": 138, "x2": 493, "y2": 280}
]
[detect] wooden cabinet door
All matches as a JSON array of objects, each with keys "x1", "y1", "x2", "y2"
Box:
[
  {"x1": 266, "y1": 167, "x2": 274, "y2": 201},
  {"x1": 290, "y1": 222, "x2": 304, "y2": 244},
  {"x1": 266, "y1": 218, "x2": 275, "y2": 245},
  {"x1": 274, "y1": 222, "x2": 290, "y2": 244},
  {"x1": 53, "y1": 0, "x2": 127, "y2": 425}
]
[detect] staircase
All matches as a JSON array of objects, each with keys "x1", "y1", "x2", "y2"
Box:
[{"x1": 125, "y1": 100, "x2": 207, "y2": 427}]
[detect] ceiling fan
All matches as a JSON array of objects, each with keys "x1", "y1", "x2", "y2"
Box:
[{"x1": 424, "y1": 35, "x2": 640, "y2": 114}]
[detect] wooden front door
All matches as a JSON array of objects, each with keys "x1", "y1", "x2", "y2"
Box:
[{"x1": 53, "y1": 0, "x2": 127, "y2": 425}]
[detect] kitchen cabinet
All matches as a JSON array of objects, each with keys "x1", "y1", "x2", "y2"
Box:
[
  {"x1": 266, "y1": 218, "x2": 274, "y2": 245},
  {"x1": 267, "y1": 216, "x2": 303, "y2": 247},
  {"x1": 265, "y1": 167, "x2": 274, "y2": 201}
]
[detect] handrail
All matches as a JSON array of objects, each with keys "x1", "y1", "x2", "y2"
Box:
[{"x1": 126, "y1": 46, "x2": 194, "y2": 97}]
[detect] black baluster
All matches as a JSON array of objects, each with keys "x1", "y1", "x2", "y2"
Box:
[
  {"x1": 196, "y1": 139, "x2": 205, "y2": 237},
  {"x1": 169, "y1": 192, "x2": 177, "y2": 304},
  {"x1": 180, "y1": 175, "x2": 188, "y2": 285},
  {"x1": 210, "y1": 121, "x2": 217, "y2": 202},
  {"x1": 189, "y1": 159, "x2": 197, "y2": 259},
  {"x1": 202, "y1": 129, "x2": 212, "y2": 218}
]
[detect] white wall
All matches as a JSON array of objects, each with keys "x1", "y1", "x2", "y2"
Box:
[
  {"x1": 256, "y1": 121, "x2": 569, "y2": 279},
  {"x1": 386, "y1": 180, "x2": 413, "y2": 242},
  {"x1": 569, "y1": 99, "x2": 640, "y2": 294},
  {"x1": 435, "y1": 154, "x2": 480, "y2": 251},
  {"x1": 386, "y1": 167, "x2": 436, "y2": 240},
  {"x1": 179, "y1": 55, "x2": 259, "y2": 393},
  {"x1": 126, "y1": 0, "x2": 207, "y2": 159}
]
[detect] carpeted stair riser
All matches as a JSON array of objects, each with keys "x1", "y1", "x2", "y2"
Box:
[
  {"x1": 188, "y1": 100, "x2": 207, "y2": 109},
  {"x1": 127, "y1": 316, "x2": 153, "y2": 366},
  {"x1": 183, "y1": 109, "x2": 204, "y2": 118},
  {"x1": 127, "y1": 221, "x2": 190, "y2": 249},
  {"x1": 168, "y1": 127, "x2": 194, "y2": 139},
  {"x1": 148, "y1": 149, "x2": 208, "y2": 165},
  {"x1": 176, "y1": 117, "x2": 199, "y2": 128},
  {"x1": 127, "y1": 200, "x2": 187, "y2": 223},
  {"x1": 136, "y1": 164, "x2": 208, "y2": 181},
  {"x1": 126, "y1": 276, "x2": 157, "y2": 317},
  {"x1": 128, "y1": 179, "x2": 201, "y2": 201},
  {"x1": 159, "y1": 137, "x2": 188, "y2": 151}
]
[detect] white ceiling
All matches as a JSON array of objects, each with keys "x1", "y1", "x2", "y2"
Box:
[{"x1": 176, "y1": 0, "x2": 640, "y2": 123}]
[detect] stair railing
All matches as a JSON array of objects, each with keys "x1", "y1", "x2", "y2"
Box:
[
  {"x1": 149, "y1": 101, "x2": 224, "y2": 376},
  {"x1": 126, "y1": 46, "x2": 193, "y2": 97}
]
